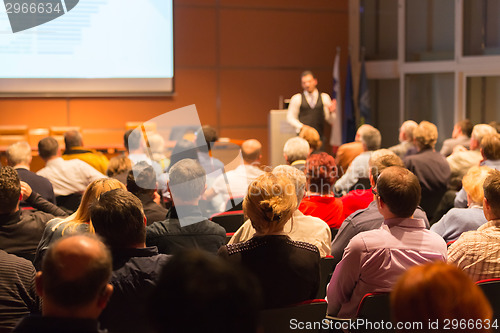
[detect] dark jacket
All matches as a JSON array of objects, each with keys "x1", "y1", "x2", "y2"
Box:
[
  {"x1": 12, "y1": 316, "x2": 105, "y2": 333},
  {"x1": 16, "y1": 168, "x2": 56, "y2": 205}
]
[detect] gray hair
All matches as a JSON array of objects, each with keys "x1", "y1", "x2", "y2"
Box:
[
  {"x1": 283, "y1": 137, "x2": 309, "y2": 164},
  {"x1": 272, "y1": 165, "x2": 306, "y2": 206},
  {"x1": 472, "y1": 124, "x2": 496, "y2": 145},
  {"x1": 401, "y1": 120, "x2": 418, "y2": 142},
  {"x1": 7, "y1": 141, "x2": 31, "y2": 166},
  {"x1": 169, "y1": 159, "x2": 206, "y2": 201},
  {"x1": 361, "y1": 126, "x2": 382, "y2": 151}
]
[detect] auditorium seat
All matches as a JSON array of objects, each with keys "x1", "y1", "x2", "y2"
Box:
[
  {"x1": 317, "y1": 256, "x2": 335, "y2": 299},
  {"x1": 210, "y1": 210, "x2": 245, "y2": 234},
  {"x1": 260, "y1": 299, "x2": 327, "y2": 333},
  {"x1": 476, "y1": 278, "x2": 500, "y2": 332},
  {"x1": 0, "y1": 125, "x2": 28, "y2": 147}
]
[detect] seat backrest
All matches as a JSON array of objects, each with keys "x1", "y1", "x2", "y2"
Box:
[
  {"x1": 0, "y1": 125, "x2": 28, "y2": 146},
  {"x1": 317, "y1": 256, "x2": 335, "y2": 299},
  {"x1": 477, "y1": 278, "x2": 500, "y2": 332},
  {"x1": 225, "y1": 196, "x2": 244, "y2": 211},
  {"x1": 260, "y1": 299, "x2": 327, "y2": 333},
  {"x1": 354, "y1": 293, "x2": 394, "y2": 333},
  {"x1": 210, "y1": 211, "x2": 245, "y2": 233}
]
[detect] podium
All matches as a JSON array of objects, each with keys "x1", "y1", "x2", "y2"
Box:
[{"x1": 268, "y1": 110, "x2": 296, "y2": 167}]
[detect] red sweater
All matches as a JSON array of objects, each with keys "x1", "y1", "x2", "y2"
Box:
[{"x1": 299, "y1": 195, "x2": 343, "y2": 229}]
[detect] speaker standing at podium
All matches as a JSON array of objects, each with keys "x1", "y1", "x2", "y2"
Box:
[{"x1": 286, "y1": 71, "x2": 337, "y2": 144}]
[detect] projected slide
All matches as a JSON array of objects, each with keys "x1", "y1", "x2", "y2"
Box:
[{"x1": 0, "y1": 0, "x2": 174, "y2": 95}]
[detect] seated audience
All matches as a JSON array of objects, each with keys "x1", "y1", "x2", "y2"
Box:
[
  {"x1": 335, "y1": 124, "x2": 370, "y2": 177},
  {"x1": 106, "y1": 155, "x2": 132, "y2": 185},
  {"x1": 299, "y1": 152, "x2": 343, "y2": 228},
  {"x1": 283, "y1": 136, "x2": 310, "y2": 171},
  {"x1": 37, "y1": 137, "x2": 105, "y2": 212},
  {"x1": 219, "y1": 173, "x2": 320, "y2": 309},
  {"x1": 448, "y1": 169, "x2": 500, "y2": 281},
  {"x1": 0, "y1": 250, "x2": 39, "y2": 332},
  {"x1": 447, "y1": 124, "x2": 496, "y2": 184},
  {"x1": 91, "y1": 189, "x2": 170, "y2": 333},
  {"x1": 149, "y1": 250, "x2": 261, "y2": 333},
  {"x1": 203, "y1": 139, "x2": 265, "y2": 212},
  {"x1": 167, "y1": 139, "x2": 199, "y2": 172},
  {"x1": 147, "y1": 159, "x2": 226, "y2": 255},
  {"x1": 392, "y1": 262, "x2": 492, "y2": 333},
  {"x1": 335, "y1": 125, "x2": 381, "y2": 194},
  {"x1": 34, "y1": 178, "x2": 126, "y2": 270},
  {"x1": 327, "y1": 166, "x2": 447, "y2": 318},
  {"x1": 62, "y1": 130, "x2": 109, "y2": 174},
  {"x1": 331, "y1": 151, "x2": 429, "y2": 263},
  {"x1": 388, "y1": 120, "x2": 418, "y2": 159},
  {"x1": 194, "y1": 125, "x2": 224, "y2": 187},
  {"x1": 127, "y1": 162, "x2": 168, "y2": 226},
  {"x1": 12, "y1": 235, "x2": 113, "y2": 333},
  {"x1": 229, "y1": 165, "x2": 332, "y2": 257},
  {"x1": 431, "y1": 166, "x2": 489, "y2": 243},
  {"x1": 7, "y1": 141, "x2": 56, "y2": 205},
  {"x1": 0, "y1": 166, "x2": 67, "y2": 262},
  {"x1": 299, "y1": 126, "x2": 322, "y2": 154},
  {"x1": 440, "y1": 119, "x2": 473, "y2": 157},
  {"x1": 404, "y1": 121, "x2": 450, "y2": 221},
  {"x1": 148, "y1": 133, "x2": 170, "y2": 171}
]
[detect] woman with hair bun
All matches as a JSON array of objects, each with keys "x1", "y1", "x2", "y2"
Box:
[{"x1": 218, "y1": 173, "x2": 320, "y2": 309}]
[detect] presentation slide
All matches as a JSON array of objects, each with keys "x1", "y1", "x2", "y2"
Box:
[{"x1": 0, "y1": 0, "x2": 174, "y2": 95}]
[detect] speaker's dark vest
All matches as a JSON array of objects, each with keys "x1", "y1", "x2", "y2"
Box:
[{"x1": 298, "y1": 92, "x2": 324, "y2": 138}]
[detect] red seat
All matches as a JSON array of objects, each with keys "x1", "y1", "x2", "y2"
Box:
[{"x1": 210, "y1": 210, "x2": 245, "y2": 233}]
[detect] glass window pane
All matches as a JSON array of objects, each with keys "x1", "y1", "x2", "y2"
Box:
[
  {"x1": 360, "y1": 0, "x2": 398, "y2": 60},
  {"x1": 466, "y1": 76, "x2": 500, "y2": 123},
  {"x1": 405, "y1": 0, "x2": 455, "y2": 62},
  {"x1": 463, "y1": 0, "x2": 500, "y2": 56},
  {"x1": 405, "y1": 73, "x2": 455, "y2": 149},
  {"x1": 369, "y1": 79, "x2": 400, "y2": 147}
]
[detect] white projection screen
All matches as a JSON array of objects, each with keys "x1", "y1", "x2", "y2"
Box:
[{"x1": 0, "y1": 0, "x2": 174, "y2": 96}]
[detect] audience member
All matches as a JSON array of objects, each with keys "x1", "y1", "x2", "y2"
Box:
[
  {"x1": 7, "y1": 141, "x2": 56, "y2": 205},
  {"x1": 147, "y1": 159, "x2": 226, "y2": 255},
  {"x1": 335, "y1": 125, "x2": 381, "y2": 194},
  {"x1": 327, "y1": 166, "x2": 447, "y2": 318},
  {"x1": 229, "y1": 165, "x2": 332, "y2": 257},
  {"x1": 0, "y1": 250, "x2": 39, "y2": 332},
  {"x1": 299, "y1": 152, "x2": 343, "y2": 228},
  {"x1": 335, "y1": 124, "x2": 370, "y2": 177},
  {"x1": 299, "y1": 126, "x2": 322, "y2": 154},
  {"x1": 431, "y1": 166, "x2": 489, "y2": 243},
  {"x1": 124, "y1": 129, "x2": 150, "y2": 166},
  {"x1": 391, "y1": 262, "x2": 492, "y2": 333},
  {"x1": 90, "y1": 189, "x2": 170, "y2": 333},
  {"x1": 194, "y1": 125, "x2": 224, "y2": 187},
  {"x1": 127, "y1": 162, "x2": 167, "y2": 226},
  {"x1": 147, "y1": 133, "x2": 170, "y2": 171},
  {"x1": 106, "y1": 155, "x2": 132, "y2": 185},
  {"x1": 37, "y1": 137, "x2": 105, "y2": 212},
  {"x1": 448, "y1": 169, "x2": 500, "y2": 281},
  {"x1": 219, "y1": 173, "x2": 320, "y2": 309},
  {"x1": 404, "y1": 121, "x2": 450, "y2": 220},
  {"x1": 34, "y1": 178, "x2": 126, "y2": 270},
  {"x1": 440, "y1": 119, "x2": 473, "y2": 157},
  {"x1": 388, "y1": 120, "x2": 418, "y2": 159},
  {"x1": 167, "y1": 139, "x2": 198, "y2": 172},
  {"x1": 0, "y1": 166, "x2": 67, "y2": 262},
  {"x1": 12, "y1": 235, "x2": 113, "y2": 333},
  {"x1": 62, "y1": 130, "x2": 109, "y2": 174},
  {"x1": 203, "y1": 139, "x2": 265, "y2": 212},
  {"x1": 149, "y1": 250, "x2": 261, "y2": 333},
  {"x1": 447, "y1": 124, "x2": 496, "y2": 184},
  {"x1": 489, "y1": 120, "x2": 500, "y2": 134},
  {"x1": 283, "y1": 136, "x2": 310, "y2": 171}
]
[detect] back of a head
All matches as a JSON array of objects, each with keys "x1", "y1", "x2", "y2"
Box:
[
  {"x1": 150, "y1": 250, "x2": 261, "y2": 333},
  {"x1": 41, "y1": 235, "x2": 112, "y2": 310},
  {"x1": 401, "y1": 120, "x2": 418, "y2": 142},
  {"x1": 147, "y1": 133, "x2": 165, "y2": 155},
  {"x1": 195, "y1": 125, "x2": 218, "y2": 151},
  {"x1": 64, "y1": 130, "x2": 83, "y2": 150},
  {"x1": 90, "y1": 188, "x2": 145, "y2": 248},
  {"x1": 168, "y1": 139, "x2": 198, "y2": 171},
  {"x1": 414, "y1": 121, "x2": 438, "y2": 150},
  {"x1": 488, "y1": 121, "x2": 500, "y2": 134},
  {"x1": 361, "y1": 126, "x2": 382, "y2": 151},
  {"x1": 38, "y1": 137, "x2": 59, "y2": 160},
  {"x1": 127, "y1": 161, "x2": 156, "y2": 195},
  {"x1": 0, "y1": 166, "x2": 21, "y2": 214},
  {"x1": 369, "y1": 149, "x2": 404, "y2": 180},
  {"x1": 481, "y1": 133, "x2": 500, "y2": 160},
  {"x1": 169, "y1": 159, "x2": 206, "y2": 202},
  {"x1": 472, "y1": 124, "x2": 496, "y2": 145},
  {"x1": 283, "y1": 137, "x2": 310, "y2": 164},
  {"x1": 107, "y1": 155, "x2": 132, "y2": 177},
  {"x1": 457, "y1": 119, "x2": 473, "y2": 138},
  {"x1": 6, "y1": 141, "x2": 31, "y2": 166},
  {"x1": 462, "y1": 166, "x2": 492, "y2": 206},
  {"x1": 299, "y1": 126, "x2": 322, "y2": 151},
  {"x1": 483, "y1": 169, "x2": 500, "y2": 218},
  {"x1": 125, "y1": 129, "x2": 143, "y2": 153},
  {"x1": 241, "y1": 139, "x2": 262, "y2": 163},
  {"x1": 391, "y1": 262, "x2": 492, "y2": 333},
  {"x1": 244, "y1": 173, "x2": 296, "y2": 234},
  {"x1": 377, "y1": 166, "x2": 421, "y2": 218},
  {"x1": 305, "y1": 152, "x2": 337, "y2": 194},
  {"x1": 273, "y1": 165, "x2": 306, "y2": 205}
]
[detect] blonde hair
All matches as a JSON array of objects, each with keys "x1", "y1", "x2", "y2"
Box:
[
  {"x1": 462, "y1": 166, "x2": 492, "y2": 206},
  {"x1": 414, "y1": 121, "x2": 438, "y2": 150},
  {"x1": 299, "y1": 126, "x2": 322, "y2": 151},
  {"x1": 55, "y1": 178, "x2": 126, "y2": 235},
  {"x1": 107, "y1": 155, "x2": 132, "y2": 177},
  {"x1": 243, "y1": 173, "x2": 296, "y2": 235}
]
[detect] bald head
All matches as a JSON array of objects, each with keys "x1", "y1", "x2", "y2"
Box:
[
  {"x1": 241, "y1": 139, "x2": 262, "y2": 164},
  {"x1": 39, "y1": 235, "x2": 112, "y2": 312}
]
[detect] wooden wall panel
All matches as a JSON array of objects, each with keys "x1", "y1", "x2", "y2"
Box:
[
  {"x1": 0, "y1": 99, "x2": 67, "y2": 127},
  {"x1": 219, "y1": 0, "x2": 346, "y2": 11},
  {"x1": 219, "y1": 127, "x2": 269, "y2": 166}
]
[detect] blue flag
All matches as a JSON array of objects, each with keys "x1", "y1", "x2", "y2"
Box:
[
  {"x1": 330, "y1": 49, "x2": 342, "y2": 146},
  {"x1": 358, "y1": 58, "x2": 371, "y2": 124},
  {"x1": 343, "y1": 56, "x2": 356, "y2": 143}
]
